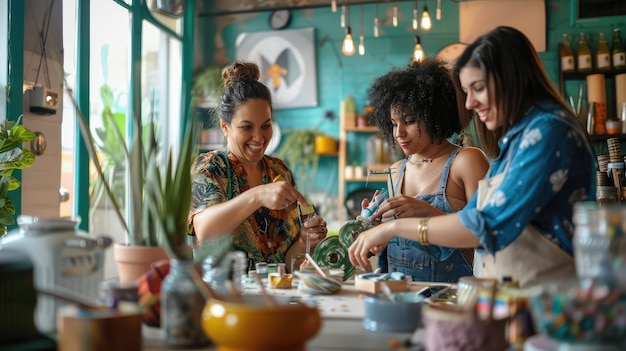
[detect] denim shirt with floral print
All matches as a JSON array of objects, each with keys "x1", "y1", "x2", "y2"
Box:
[{"x1": 458, "y1": 101, "x2": 597, "y2": 256}]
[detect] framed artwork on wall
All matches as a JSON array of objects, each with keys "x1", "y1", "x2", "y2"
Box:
[
  {"x1": 235, "y1": 27, "x2": 318, "y2": 109},
  {"x1": 570, "y1": 0, "x2": 626, "y2": 26}
]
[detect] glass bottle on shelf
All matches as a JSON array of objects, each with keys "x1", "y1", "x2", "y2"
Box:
[
  {"x1": 577, "y1": 32, "x2": 592, "y2": 72},
  {"x1": 559, "y1": 33, "x2": 575, "y2": 73},
  {"x1": 612, "y1": 28, "x2": 626, "y2": 69},
  {"x1": 596, "y1": 32, "x2": 611, "y2": 70}
]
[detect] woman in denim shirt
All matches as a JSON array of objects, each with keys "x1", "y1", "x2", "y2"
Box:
[
  {"x1": 349, "y1": 27, "x2": 596, "y2": 288},
  {"x1": 364, "y1": 58, "x2": 489, "y2": 282}
]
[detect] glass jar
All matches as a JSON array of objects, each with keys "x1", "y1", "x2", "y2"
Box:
[
  {"x1": 573, "y1": 202, "x2": 626, "y2": 287},
  {"x1": 161, "y1": 259, "x2": 210, "y2": 347},
  {"x1": 203, "y1": 251, "x2": 247, "y2": 296}
]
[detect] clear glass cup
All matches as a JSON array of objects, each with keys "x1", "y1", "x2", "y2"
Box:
[
  {"x1": 456, "y1": 277, "x2": 498, "y2": 306},
  {"x1": 573, "y1": 202, "x2": 626, "y2": 287},
  {"x1": 290, "y1": 253, "x2": 307, "y2": 274}
]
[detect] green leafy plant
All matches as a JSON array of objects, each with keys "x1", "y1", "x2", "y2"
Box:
[
  {"x1": 276, "y1": 129, "x2": 326, "y2": 195},
  {"x1": 0, "y1": 116, "x2": 36, "y2": 235},
  {"x1": 191, "y1": 66, "x2": 223, "y2": 104},
  {"x1": 67, "y1": 82, "x2": 197, "y2": 260},
  {"x1": 90, "y1": 84, "x2": 127, "y2": 211}
]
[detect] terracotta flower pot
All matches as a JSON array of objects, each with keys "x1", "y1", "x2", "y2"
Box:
[{"x1": 113, "y1": 243, "x2": 169, "y2": 284}]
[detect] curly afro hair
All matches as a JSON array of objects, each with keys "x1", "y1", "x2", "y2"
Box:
[{"x1": 367, "y1": 58, "x2": 463, "y2": 147}]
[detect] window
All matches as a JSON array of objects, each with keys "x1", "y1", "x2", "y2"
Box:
[{"x1": 61, "y1": 0, "x2": 190, "y2": 271}]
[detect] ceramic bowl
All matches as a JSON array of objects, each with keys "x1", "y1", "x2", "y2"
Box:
[
  {"x1": 201, "y1": 295, "x2": 322, "y2": 351},
  {"x1": 528, "y1": 277, "x2": 626, "y2": 346},
  {"x1": 363, "y1": 291, "x2": 425, "y2": 332},
  {"x1": 295, "y1": 271, "x2": 342, "y2": 294}
]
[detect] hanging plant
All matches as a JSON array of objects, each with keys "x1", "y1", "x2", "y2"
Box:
[
  {"x1": 0, "y1": 116, "x2": 36, "y2": 235},
  {"x1": 275, "y1": 129, "x2": 327, "y2": 195}
]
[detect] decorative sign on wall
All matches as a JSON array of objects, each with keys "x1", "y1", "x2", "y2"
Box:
[{"x1": 236, "y1": 27, "x2": 318, "y2": 109}]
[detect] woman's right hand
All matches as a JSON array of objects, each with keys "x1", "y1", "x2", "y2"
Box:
[
  {"x1": 258, "y1": 181, "x2": 308, "y2": 210},
  {"x1": 372, "y1": 195, "x2": 444, "y2": 219}
]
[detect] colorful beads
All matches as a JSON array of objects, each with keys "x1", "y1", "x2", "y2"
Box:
[{"x1": 529, "y1": 278, "x2": 626, "y2": 344}]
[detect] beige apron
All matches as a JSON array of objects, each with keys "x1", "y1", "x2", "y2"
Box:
[{"x1": 473, "y1": 160, "x2": 576, "y2": 288}]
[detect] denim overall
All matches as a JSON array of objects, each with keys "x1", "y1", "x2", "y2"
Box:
[{"x1": 385, "y1": 148, "x2": 473, "y2": 282}]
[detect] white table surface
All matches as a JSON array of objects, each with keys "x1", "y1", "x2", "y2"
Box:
[{"x1": 143, "y1": 279, "x2": 423, "y2": 350}]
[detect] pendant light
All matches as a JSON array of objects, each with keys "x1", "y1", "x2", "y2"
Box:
[
  {"x1": 420, "y1": 4, "x2": 432, "y2": 31},
  {"x1": 342, "y1": 2, "x2": 355, "y2": 56},
  {"x1": 436, "y1": 0, "x2": 442, "y2": 20},
  {"x1": 413, "y1": 35, "x2": 425, "y2": 62},
  {"x1": 341, "y1": 3, "x2": 346, "y2": 27},
  {"x1": 358, "y1": 4, "x2": 365, "y2": 55},
  {"x1": 373, "y1": 3, "x2": 379, "y2": 38},
  {"x1": 412, "y1": 0, "x2": 418, "y2": 30},
  {"x1": 393, "y1": 0, "x2": 398, "y2": 27},
  {"x1": 331, "y1": 0, "x2": 337, "y2": 13}
]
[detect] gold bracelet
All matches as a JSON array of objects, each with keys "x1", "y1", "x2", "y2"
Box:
[{"x1": 418, "y1": 217, "x2": 430, "y2": 246}]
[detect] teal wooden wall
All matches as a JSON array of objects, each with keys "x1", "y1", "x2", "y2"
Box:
[{"x1": 197, "y1": 0, "x2": 626, "y2": 198}]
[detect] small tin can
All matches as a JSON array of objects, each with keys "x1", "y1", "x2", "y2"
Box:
[
  {"x1": 267, "y1": 263, "x2": 278, "y2": 275},
  {"x1": 277, "y1": 263, "x2": 287, "y2": 276},
  {"x1": 255, "y1": 262, "x2": 268, "y2": 279}
]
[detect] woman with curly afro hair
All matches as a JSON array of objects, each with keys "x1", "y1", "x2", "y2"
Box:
[{"x1": 363, "y1": 58, "x2": 489, "y2": 282}]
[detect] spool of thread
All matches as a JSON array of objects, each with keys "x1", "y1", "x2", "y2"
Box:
[
  {"x1": 587, "y1": 74, "x2": 607, "y2": 134},
  {"x1": 587, "y1": 74, "x2": 606, "y2": 103}
]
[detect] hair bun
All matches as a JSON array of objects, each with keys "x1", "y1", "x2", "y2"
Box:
[{"x1": 222, "y1": 61, "x2": 261, "y2": 90}]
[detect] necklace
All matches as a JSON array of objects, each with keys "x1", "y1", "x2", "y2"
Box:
[{"x1": 412, "y1": 143, "x2": 452, "y2": 163}]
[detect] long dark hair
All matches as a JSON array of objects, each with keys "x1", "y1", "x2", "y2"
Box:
[
  {"x1": 215, "y1": 61, "x2": 273, "y2": 125},
  {"x1": 451, "y1": 26, "x2": 573, "y2": 158}
]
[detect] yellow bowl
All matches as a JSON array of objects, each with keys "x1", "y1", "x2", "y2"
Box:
[{"x1": 202, "y1": 295, "x2": 322, "y2": 351}]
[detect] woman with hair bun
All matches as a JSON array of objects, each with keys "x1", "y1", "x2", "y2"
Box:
[{"x1": 188, "y1": 61, "x2": 327, "y2": 271}]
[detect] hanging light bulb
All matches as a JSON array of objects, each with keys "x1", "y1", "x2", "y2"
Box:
[
  {"x1": 436, "y1": 0, "x2": 442, "y2": 20},
  {"x1": 413, "y1": 0, "x2": 418, "y2": 30},
  {"x1": 358, "y1": 4, "x2": 365, "y2": 55},
  {"x1": 373, "y1": 4, "x2": 379, "y2": 38},
  {"x1": 342, "y1": 27, "x2": 356, "y2": 56},
  {"x1": 393, "y1": 0, "x2": 398, "y2": 27},
  {"x1": 413, "y1": 35, "x2": 425, "y2": 62},
  {"x1": 331, "y1": 0, "x2": 337, "y2": 13},
  {"x1": 359, "y1": 35, "x2": 365, "y2": 56},
  {"x1": 342, "y1": 3, "x2": 355, "y2": 56},
  {"x1": 421, "y1": 5, "x2": 432, "y2": 31}
]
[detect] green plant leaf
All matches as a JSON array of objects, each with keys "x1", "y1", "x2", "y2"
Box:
[{"x1": 0, "y1": 115, "x2": 37, "y2": 236}]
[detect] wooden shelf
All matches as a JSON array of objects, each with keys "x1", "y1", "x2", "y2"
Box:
[
  {"x1": 338, "y1": 101, "x2": 396, "y2": 222},
  {"x1": 590, "y1": 134, "x2": 626, "y2": 142},
  {"x1": 561, "y1": 68, "x2": 626, "y2": 80},
  {"x1": 344, "y1": 126, "x2": 379, "y2": 132},
  {"x1": 345, "y1": 174, "x2": 389, "y2": 182}
]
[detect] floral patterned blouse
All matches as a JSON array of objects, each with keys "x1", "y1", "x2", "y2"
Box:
[
  {"x1": 187, "y1": 150, "x2": 302, "y2": 266},
  {"x1": 458, "y1": 101, "x2": 597, "y2": 256}
]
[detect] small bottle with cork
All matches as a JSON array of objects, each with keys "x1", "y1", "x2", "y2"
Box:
[
  {"x1": 596, "y1": 32, "x2": 611, "y2": 70},
  {"x1": 559, "y1": 33, "x2": 575, "y2": 73},
  {"x1": 612, "y1": 28, "x2": 625, "y2": 69},
  {"x1": 577, "y1": 32, "x2": 592, "y2": 72}
]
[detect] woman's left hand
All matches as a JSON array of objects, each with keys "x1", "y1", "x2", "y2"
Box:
[{"x1": 301, "y1": 215, "x2": 328, "y2": 249}]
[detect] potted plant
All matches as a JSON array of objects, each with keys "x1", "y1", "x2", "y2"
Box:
[
  {"x1": 0, "y1": 116, "x2": 36, "y2": 236},
  {"x1": 192, "y1": 66, "x2": 224, "y2": 148},
  {"x1": 68, "y1": 83, "x2": 197, "y2": 284},
  {"x1": 276, "y1": 129, "x2": 329, "y2": 195},
  {"x1": 191, "y1": 66, "x2": 223, "y2": 108}
]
